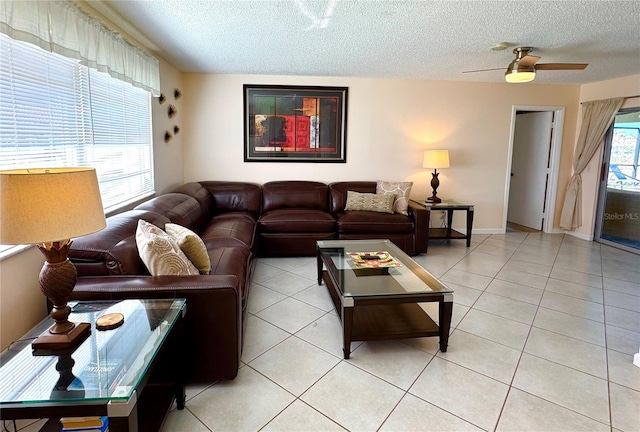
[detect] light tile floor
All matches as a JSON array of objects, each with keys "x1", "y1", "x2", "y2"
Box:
[
  {"x1": 11, "y1": 234, "x2": 638, "y2": 432},
  {"x1": 154, "y1": 233, "x2": 640, "y2": 432}
]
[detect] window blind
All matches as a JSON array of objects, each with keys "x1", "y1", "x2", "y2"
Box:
[
  {"x1": 0, "y1": 0, "x2": 160, "y2": 95},
  {"x1": 0, "y1": 33, "x2": 154, "y2": 217}
]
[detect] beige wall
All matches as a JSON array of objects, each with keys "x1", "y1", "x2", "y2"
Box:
[
  {"x1": 0, "y1": 60, "x2": 184, "y2": 350},
  {"x1": 153, "y1": 58, "x2": 186, "y2": 194},
  {"x1": 183, "y1": 74, "x2": 580, "y2": 231},
  {"x1": 573, "y1": 74, "x2": 640, "y2": 239},
  {"x1": 0, "y1": 247, "x2": 47, "y2": 350}
]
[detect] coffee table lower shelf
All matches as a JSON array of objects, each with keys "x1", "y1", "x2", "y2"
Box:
[
  {"x1": 322, "y1": 271, "x2": 450, "y2": 359},
  {"x1": 428, "y1": 227, "x2": 468, "y2": 241}
]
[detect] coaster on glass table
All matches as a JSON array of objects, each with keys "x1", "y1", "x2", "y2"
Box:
[{"x1": 96, "y1": 313, "x2": 124, "y2": 331}]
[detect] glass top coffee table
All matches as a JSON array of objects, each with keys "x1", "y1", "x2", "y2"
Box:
[{"x1": 317, "y1": 239, "x2": 453, "y2": 359}]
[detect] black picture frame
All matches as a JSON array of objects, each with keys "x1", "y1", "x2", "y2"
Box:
[{"x1": 243, "y1": 85, "x2": 348, "y2": 162}]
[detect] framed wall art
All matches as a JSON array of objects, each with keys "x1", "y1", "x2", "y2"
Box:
[{"x1": 243, "y1": 85, "x2": 348, "y2": 162}]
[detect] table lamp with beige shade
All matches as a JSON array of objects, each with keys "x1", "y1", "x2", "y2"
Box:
[
  {"x1": 0, "y1": 168, "x2": 106, "y2": 350},
  {"x1": 422, "y1": 150, "x2": 450, "y2": 203}
]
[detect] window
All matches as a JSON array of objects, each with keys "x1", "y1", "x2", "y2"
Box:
[
  {"x1": 597, "y1": 109, "x2": 640, "y2": 252},
  {"x1": 607, "y1": 113, "x2": 640, "y2": 192},
  {"x1": 0, "y1": 33, "x2": 154, "y2": 215}
]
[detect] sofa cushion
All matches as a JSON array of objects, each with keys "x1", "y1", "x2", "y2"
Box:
[
  {"x1": 328, "y1": 181, "x2": 377, "y2": 214},
  {"x1": 199, "y1": 181, "x2": 261, "y2": 219},
  {"x1": 135, "y1": 193, "x2": 208, "y2": 232},
  {"x1": 336, "y1": 211, "x2": 414, "y2": 234},
  {"x1": 165, "y1": 223, "x2": 211, "y2": 274},
  {"x1": 136, "y1": 220, "x2": 199, "y2": 276},
  {"x1": 173, "y1": 182, "x2": 215, "y2": 218},
  {"x1": 259, "y1": 209, "x2": 336, "y2": 233},
  {"x1": 344, "y1": 191, "x2": 395, "y2": 214},
  {"x1": 200, "y1": 213, "x2": 257, "y2": 251},
  {"x1": 377, "y1": 181, "x2": 413, "y2": 216},
  {"x1": 262, "y1": 181, "x2": 329, "y2": 212}
]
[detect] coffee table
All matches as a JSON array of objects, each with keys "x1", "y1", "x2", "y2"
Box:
[
  {"x1": 317, "y1": 239, "x2": 453, "y2": 359},
  {"x1": 0, "y1": 299, "x2": 186, "y2": 432}
]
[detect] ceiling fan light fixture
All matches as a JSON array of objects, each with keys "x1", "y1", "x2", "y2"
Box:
[
  {"x1": 505, "y1": 59, "x2": 536, "y2": 83},
  {"x1": 505, "y1": 70, "x2": 536, "y2": 83}
]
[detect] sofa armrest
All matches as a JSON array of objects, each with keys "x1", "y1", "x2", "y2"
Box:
[
  {"x1": 70, "y1": 275, "x2": 242, "y2": 382},
  {"x1": 408, "y1": 201, "x2": 429, "y2": 254},
  {"x1": 72, "y1": 274, "x2": 239, "y2": 295}
]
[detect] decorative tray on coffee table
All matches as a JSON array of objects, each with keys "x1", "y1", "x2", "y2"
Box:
[{"x1": 347, "y1": 251, "x2": 402, "y2": 269}]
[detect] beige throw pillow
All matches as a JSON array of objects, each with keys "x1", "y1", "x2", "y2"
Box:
[
  {"x1": 376, "y1": 181, "x2": 413, "y2": 215},
  {"x1": 344, "y1": 191, "x2": 395, "y2": 214},
  {"x1": 136, "y1": 219, "x2": 199, "y2": 276},
  {"x1": 165, "y1": 223, "x2": 211, "y2": 275}
]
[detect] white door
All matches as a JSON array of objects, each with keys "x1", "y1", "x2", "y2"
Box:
[{"x1": 507, "y1": 112, "x2": 553, "y2": 230}]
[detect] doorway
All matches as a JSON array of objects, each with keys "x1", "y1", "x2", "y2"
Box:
[
  {"x1": 595, "y1": 109, "x2": 640, "y2": 253},
  {"x1": 504, "y1": 106, "x2": 565, "y2": 233}
]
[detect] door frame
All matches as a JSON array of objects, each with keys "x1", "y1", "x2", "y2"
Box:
[
  {"x1": 594, "y1": 110, "x2": 640, "y2": 254},
  {"x1": 503, "y1": 105, "x2": 565, "y2": 233}
]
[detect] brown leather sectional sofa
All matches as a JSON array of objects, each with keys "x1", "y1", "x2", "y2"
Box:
[{"x1": 68, "y1": 180, "x2": 429, "y2": 383}]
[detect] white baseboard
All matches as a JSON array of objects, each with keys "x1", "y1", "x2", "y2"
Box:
[
  {"x1": 564, "y1": 231, "x2": 593, "y2": 241},
  {"x1": 452, "y1": 227, "x2": 594, "y2": 240},
  {"x1": 548, "y1": 228, "x2": 566, "y2": 234},
  {"x1": 470, "y1": 228, "x2": 505, "y2": 235},
  {"x1": 445, "y1": 228, "x2": 504, "y2": 235}
]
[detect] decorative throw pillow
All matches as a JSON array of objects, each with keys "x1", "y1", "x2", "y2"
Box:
[
  {"x1": 376, "y1": 180, "x2": 413, "y2": 215},
  {"x1": 344, "y1": 191, "x2": 395, "y2": 214},
  {"x1": 165, "y1": 223, "x2": 211, "y2": 275},
  {"x1": 135, "y1": 219, "x2": 199, "y2": 276}
]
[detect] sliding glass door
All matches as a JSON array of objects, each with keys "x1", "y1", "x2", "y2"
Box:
[{"x1": 595, "y1": 109, "x2": 640, "y2": 253}]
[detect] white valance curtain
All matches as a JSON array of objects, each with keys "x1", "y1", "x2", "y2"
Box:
[
  {"x1": 559, "y1": 97, "x2": 624, "y2": 230},
  {"x1": 0, "y1": 0, "x2": 160, "y2": 95}
]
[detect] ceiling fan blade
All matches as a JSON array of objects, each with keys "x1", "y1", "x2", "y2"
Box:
[
  {"x1": 518, "y1": 55, "x2": 541, "y2": 67},
  {"x1": 462, "y1": 68, "x2": 505, "y2": 74},
  {"x1": 535, "y1": 63, "x2": 588, "y2": 70}
]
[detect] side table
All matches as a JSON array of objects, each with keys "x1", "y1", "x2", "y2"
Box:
[
  {"x1": 0, "y1": 299, "x2": 186, "y2": 432},
  {"x1": 411, "y1": 199, "x2": 474, "y2": 252}
]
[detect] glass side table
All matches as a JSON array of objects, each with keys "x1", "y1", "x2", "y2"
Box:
[
  {"x1": 0, "y1": 299, "x2": 186, "y2": 432},
  {"x1": 411, "y1": 199, "x2": 474, "y2": 252}
]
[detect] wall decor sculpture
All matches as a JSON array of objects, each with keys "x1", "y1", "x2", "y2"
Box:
[
  {"x1": 243, "y1": 85, "x2": 348, "y2": 163},
  {"x1": 168, "y1": 104, "x2": 177, "y2": 118},
  {"x1": 174, "y1": 88, "x2": 182, "y2": 100},
  {"x1": 158, "y1": 93, "x2": 166, "y2": 104}
]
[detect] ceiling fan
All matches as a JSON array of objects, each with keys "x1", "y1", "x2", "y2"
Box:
[{"x1": 463, "y1": 47, "x2": 588, "y2": 83}]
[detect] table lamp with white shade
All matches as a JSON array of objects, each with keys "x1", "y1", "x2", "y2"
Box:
[
  {"x1": 422, "y1": 150, "x2": 450, "y2": 203},
  {"x1": 0, "y1": 168, "x2": 106, "y2": 350}
]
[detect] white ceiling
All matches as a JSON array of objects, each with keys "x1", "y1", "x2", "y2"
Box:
[{"x1": 102, "y1": 0, "x2": 640, "y2": 85}]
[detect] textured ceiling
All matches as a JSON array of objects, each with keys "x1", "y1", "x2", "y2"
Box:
[{"x1": 102, "y1": 0, "x2": 640, "y2": 84}]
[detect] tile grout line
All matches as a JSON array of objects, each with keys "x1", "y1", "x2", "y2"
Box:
[
  {"x1": 202, "y1": 240, "x2": 638, "y2": 432},
  {"x1": 601, "y1": 243, "x2": 615, "y2": 432},
  {"x1": 261, "y1": 246, "x2": 488, "y2": 431},
  {"x1": 492, "y1": 231, "x2": 567, "y2": 431}
]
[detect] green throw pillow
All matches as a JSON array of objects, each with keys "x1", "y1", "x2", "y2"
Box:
[{"x1": 165, "y1": 223, "x2": 211, "y2": 275}]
